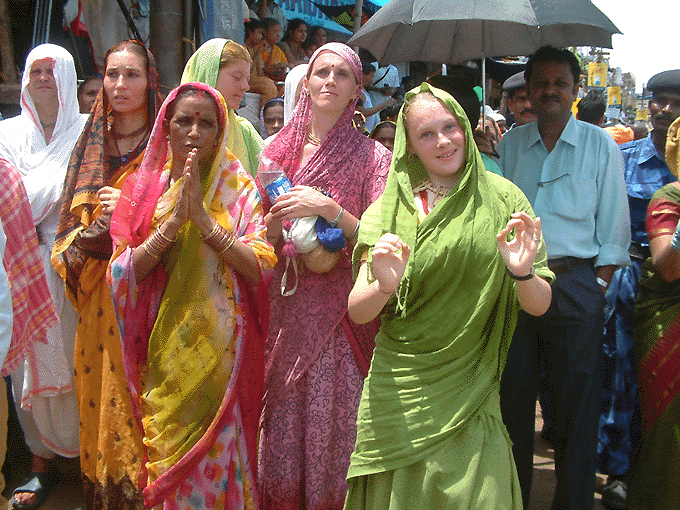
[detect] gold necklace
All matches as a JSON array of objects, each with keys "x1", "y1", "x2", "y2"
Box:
[
  {"x1": 306, "y1": 129, "x2": 321, "y2": 146},
  {"x1": 414, "y1": 178, "x2": 454, "y2": 197}
]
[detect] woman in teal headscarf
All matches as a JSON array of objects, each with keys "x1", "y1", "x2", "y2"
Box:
[
  {"x1": 181, "y1": 38, "x2": 265, "y2": 177},
  {"x1": 344, "y1": 83, "x2": 554, "y2": 509}
]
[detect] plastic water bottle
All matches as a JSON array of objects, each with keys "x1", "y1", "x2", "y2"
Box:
[{"x1": 259, "y1": 157, "x2": 292, "y2": 203}]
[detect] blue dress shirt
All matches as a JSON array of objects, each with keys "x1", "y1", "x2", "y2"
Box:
[
  {"x1": 498, "y1": 115, "x2": 630, "y2": 268},
  {"x1": 620, "y1": 133, "x2": 677, "y2": 246}
]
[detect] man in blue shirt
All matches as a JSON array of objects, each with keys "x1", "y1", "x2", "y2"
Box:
[
  {"x1": 597, "y1": 69, "x2": 680, "y2": 509},
  {"x1": 498, "y1": 46, "x2": 631, "y2": 510}
]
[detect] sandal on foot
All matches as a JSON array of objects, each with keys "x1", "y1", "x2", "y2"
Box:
[{"x1": 11, "y1": 472, "x2": 52, "y2": 510}]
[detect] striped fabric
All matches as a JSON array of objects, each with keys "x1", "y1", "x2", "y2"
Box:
[{"x1": 0, "y1": 159, "x2": 58, "y2": 376}]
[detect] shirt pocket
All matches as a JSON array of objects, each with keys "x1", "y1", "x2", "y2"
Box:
[{"x1": 537, "y1": 173, "x2": 597, "y2": 223}]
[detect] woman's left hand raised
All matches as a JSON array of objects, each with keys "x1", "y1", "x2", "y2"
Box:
[
  {"x1": 497, "y1": 212, "x2": 542, "y2": 277},
  {"x1": 270, "y1": 185, "x2": 334, "y2": 221}
]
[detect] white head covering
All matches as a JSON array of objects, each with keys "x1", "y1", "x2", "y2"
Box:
[
  {"x1": 283, "y1": 63, "x2": 308, "y2": 125},
  {"x1": 0, "y1": 44, "x2": 88, "y2": 224}
]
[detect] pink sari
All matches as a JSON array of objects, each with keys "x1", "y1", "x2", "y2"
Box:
[{"x1": 256, "y1": 43, "x2": 391, "y2": 510}]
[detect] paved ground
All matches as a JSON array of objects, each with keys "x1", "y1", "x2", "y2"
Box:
[{"x1": 1, "y1": 399, "x2": 607, "y2": 510}]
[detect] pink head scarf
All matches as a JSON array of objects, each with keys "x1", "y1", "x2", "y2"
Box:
[
  {"x1": 258, "y1": 43, "x2": 365, "y2": 210},
  {"x1": 110, "y1": 82, "x2": 227, "y2": 248}
]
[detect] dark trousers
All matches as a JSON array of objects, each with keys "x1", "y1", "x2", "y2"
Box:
[{"x1": 500, "y1": 263, "x2": 605, "y2": 510}]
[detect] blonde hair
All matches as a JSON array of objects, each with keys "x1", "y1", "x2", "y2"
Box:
[{"x1": 220, "y1": 40, "x2": 252, "y2": 68}]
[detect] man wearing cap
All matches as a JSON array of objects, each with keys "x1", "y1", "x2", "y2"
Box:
[
  {"x1": 497, "y1": 46, "x2": 630, "y2": 510},
  {"x1": 596, "y1": 69, "x2": 680, "y2": 509},
  {"x1": 503, "y1": 70, "x2": 537, "y2": 128}
]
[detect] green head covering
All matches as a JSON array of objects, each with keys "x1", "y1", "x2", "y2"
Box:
[
  {"x1": 355, "y1": 82, "x2": 486, "y2": 313},
  {"x1": 181, "y1": 38, "x2": 228, "y2": 87}
]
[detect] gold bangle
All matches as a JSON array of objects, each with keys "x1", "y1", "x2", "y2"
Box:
[
  {"x1": 219, "y1": 233, "x2": 237, "y2": 255},
  {"x1": 142, "y1": 237, "x2": 162, "y2": 259},
  {"x1": 200, "y1": 221, "x2": 221, "y2": 242},
  {"x1": 157, "y1": 228, "x2": 177, "y2": 244}
]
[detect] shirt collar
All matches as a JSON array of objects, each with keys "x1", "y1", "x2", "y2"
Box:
[
  {"x1": 637, "y1": 133, "x2": 664, "y2": 165},
  {"x1": 525, "y1": 114, "x2": 578, "y2": 151}
]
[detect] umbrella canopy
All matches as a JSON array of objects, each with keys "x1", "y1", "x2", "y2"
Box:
[{"x1": 347, "y1": 0, "x2": 621, "y2": 65}]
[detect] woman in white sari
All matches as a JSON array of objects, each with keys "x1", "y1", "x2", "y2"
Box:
[{"x1": 0, "y1": 43, "x2": 87, "y2": 508}]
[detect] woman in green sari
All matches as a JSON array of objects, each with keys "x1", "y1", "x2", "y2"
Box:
[
  {"x1": 181, "y1": 38, "x2": 265, "y2": 177},
  {"x1": 345, "y1": 83, "x2": 553, "y2": 509}
]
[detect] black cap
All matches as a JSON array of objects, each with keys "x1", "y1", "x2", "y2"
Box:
[
  {"x1": 503, "y1": 71, "x2": 527, "y2": 91},
  {"x1": 647, "y1": 70, "x2": 680, "y2": 94}
]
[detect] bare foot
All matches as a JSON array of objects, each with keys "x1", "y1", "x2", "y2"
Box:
[{"x1": 13, "y1": 455, "x2": 50, "y2": 507}]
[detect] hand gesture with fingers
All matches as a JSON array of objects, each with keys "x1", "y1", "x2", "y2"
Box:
[
  {"x1": 371, "y1": 233, "x2": 411, "y2": 294},
  {"x1": 497, "y1": 212, "x2": 542, "y2": 277},
  {"x1": 98, "y1": 186, "x2": 121, "y2": 217},
  {"x1": 167, "y1": 151, "x2": 195, "y2": 233},
  {"x1": 183, "y1": 149, "x2": 210, "y2": 227}
]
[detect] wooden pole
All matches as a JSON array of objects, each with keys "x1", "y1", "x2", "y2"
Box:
[
  {"x1": 150, "y1": 0, "x2": 184, "y2": 94},
  {"x1": 0, "y1": 0, "x2": 17, "y2": 82}
]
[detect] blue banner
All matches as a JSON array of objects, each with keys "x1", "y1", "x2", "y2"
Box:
[{"x1": 280, "y1": 0, "x2": 387, "y2": 34}]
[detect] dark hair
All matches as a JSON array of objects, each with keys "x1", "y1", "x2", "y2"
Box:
[
  {"x1": 262, "y1": 97, "x2": 283, "y2": 116},
  {"x1": 380, "y1": 103, "x2": 400, "y2": 121},
  {"x1": 309, "y1": 26, "x2": 326, "y2": 40},
  {"x1": 262, "y1": 17, "x2": 281, "y2": 31},
  {"x1": 427, "y1": 75, "x2": 481, "y2": 128},
  {"x1": 244, "y1": 19, "x2": 264, "y2": 40},
  {"x1": 283, "y1": 18, "x2": 307, "y2": 42},
  {"x1": 506, "y1": 87, "x2": 526, "y2": 101},
  {"x1": 525, "y1": 46, "x2": 581, "y2": 88},
  {"x1": 77, "y1": 73, "x2": 103, "y2": 97},
  {"x1": 105, "y1": 39, "x2": 149, "y2": 72},
  {"x1": 361, "y1": 62, "x2": 376, "y2": 76},
  {"x1": 576, "y1": 91, "x2": 606, "y2": 125}
]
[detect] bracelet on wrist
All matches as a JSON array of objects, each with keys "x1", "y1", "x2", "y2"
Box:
[
  {"x1": 200, "y1": 221, "x2": 221, "y2": 242},
  {"x1": 506, "y1": 266, "x2": 535, "y2": 281},
  {"x1": 596, "y1": 276, "x2": 609, "y2": 289},
  {"x1": 349, "y1": 220, "x2": 360, "y2": 239},
  {"x1": 142, "y1": 228, "x2": 175, "y2": 259},
  {"x1": 329, "y1": 207, "x2": 344, "y2": 228}
]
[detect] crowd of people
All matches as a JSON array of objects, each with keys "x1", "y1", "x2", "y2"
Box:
[{"x1": 0, "y1": 10, "x2": 678, "y2": 510}]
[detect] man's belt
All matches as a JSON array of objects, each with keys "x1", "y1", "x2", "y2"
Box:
[{"x1": 548, "y1": 256, "x2": 594, "y2": 275}]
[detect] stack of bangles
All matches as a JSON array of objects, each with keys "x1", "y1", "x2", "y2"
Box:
[
  {"x1": 143, "y1": 228, "x2": 176, "y2": 259},
  {"x1": 200, "y1": 221, "x2": 237, "y2": 255}
]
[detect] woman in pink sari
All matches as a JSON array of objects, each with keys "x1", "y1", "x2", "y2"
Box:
[{"x1": 256, "y1": 43, "x2": 391, "y2": 510}]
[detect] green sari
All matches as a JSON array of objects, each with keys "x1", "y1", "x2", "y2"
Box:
[{"x1": 345, "y1": 83, "x2": 553, "y2": 509}]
